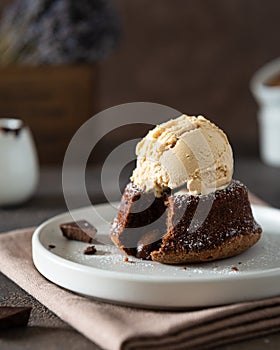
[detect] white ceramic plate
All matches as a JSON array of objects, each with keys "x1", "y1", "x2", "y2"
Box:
[{"x1": 32, "y1": 204, "x2": 280, "y2": 309}]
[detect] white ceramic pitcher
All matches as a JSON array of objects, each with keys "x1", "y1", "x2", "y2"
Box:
[
  {"x1": 251, "y1": 57, "x2": 280, "y2": 167},
  {"x1": 0, "y1": 118, "x2": 39, "y2": 206}
]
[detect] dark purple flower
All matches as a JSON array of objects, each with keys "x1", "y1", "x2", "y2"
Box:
[{"x1": 0, "y1": 0, "x2": 120, "y2": 65}]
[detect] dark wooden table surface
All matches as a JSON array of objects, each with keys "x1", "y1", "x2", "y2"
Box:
[{"x1": 0, "y1": 158, "x2": 280, "y2": 350}]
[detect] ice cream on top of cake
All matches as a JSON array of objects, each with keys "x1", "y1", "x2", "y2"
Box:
[{"x1": 131, "y1": 115, "x2": 233, "y2": 196}]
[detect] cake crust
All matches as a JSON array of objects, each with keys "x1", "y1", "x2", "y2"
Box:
[{"x1": 151, "y1": 232, "x2": 261, "y2": 264}]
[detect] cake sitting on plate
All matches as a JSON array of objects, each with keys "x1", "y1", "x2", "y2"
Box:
[{"x1": 110, "y1": 115, "x2": 262, "y2": 264}]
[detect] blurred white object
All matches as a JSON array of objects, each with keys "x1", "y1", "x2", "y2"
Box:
[
  {"x1": 251, "y1": 57, "x2": 280, "y2": 167},
  {"x1": 0, "y1": 118, "x2": 39, "y2": 206}
]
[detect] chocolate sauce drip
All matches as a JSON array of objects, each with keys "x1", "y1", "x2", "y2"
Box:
[{"x1": 0, "y1": 124, "x2": 24, "y2": 137}]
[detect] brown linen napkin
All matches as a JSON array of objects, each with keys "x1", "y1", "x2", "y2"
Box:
[{"x1": 0, "y1": 222, "x2": 280, "y2": 350}]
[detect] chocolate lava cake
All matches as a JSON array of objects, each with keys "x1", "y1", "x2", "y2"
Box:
[{"x1": 110, "y1": 180, "x2": 262, "y2": 264}]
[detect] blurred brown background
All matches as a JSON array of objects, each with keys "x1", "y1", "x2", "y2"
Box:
[{"x1": 1, "y1": 0, "x2": 280, "y2": 163}]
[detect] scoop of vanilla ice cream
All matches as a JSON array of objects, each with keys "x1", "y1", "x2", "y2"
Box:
[{"x1": 131, "y1": 115, "x2": 233, "y2": 196}]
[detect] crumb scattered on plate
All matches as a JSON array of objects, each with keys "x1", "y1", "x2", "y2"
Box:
[{"x1": 84, "y1": 246, "x2": 97, "y2": 255}]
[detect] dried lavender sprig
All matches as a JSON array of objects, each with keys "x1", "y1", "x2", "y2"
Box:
[{"x1": 0, "y1": 0, "x2": 120, "y2": 65}]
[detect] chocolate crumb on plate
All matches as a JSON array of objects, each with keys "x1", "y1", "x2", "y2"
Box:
[
  {"x1": 123, "y1": 257, "x2": 135, "y2": 263},
  {"x1": 60, "y1": 220, "x2": 97, "y2": 243},
  {"x1": 0, "y1": 307, "x2": 32, "y2": 329},
  {"x1": 84, "y1": 246, "x2": 97, "y2": 255},
  {"x1": 231, "y1": 266, "x2": 239, "y2": 271},
  {"x1": 48, "y1": 244, "x2": 56, "y2": 249}
]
